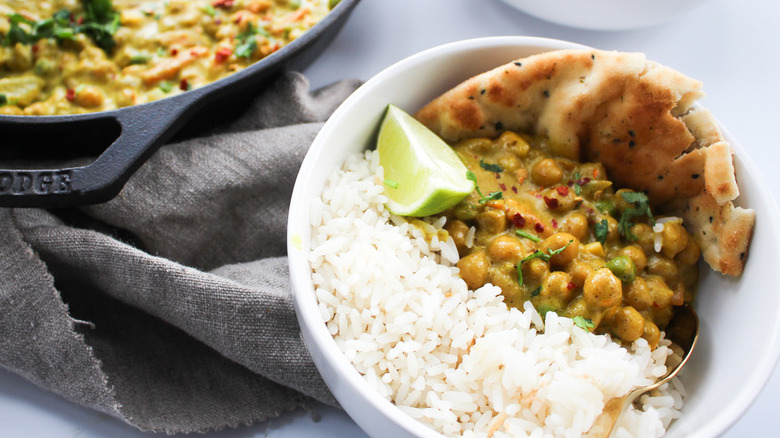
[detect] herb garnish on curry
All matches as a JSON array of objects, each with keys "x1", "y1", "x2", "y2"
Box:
[
  {"x1": 441, "y1": 131, "x2": 699, "y2": 348},
  {"x1": 0, "y1": 0, "x2": 337, "y2": 115}
]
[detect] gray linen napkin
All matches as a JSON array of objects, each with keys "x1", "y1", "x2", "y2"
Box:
[{"x1": 0, "y1": 72, "x2": 361, "y2": 434}]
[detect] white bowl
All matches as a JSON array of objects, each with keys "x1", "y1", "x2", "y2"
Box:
[
  {"x1": 498, "y1": 0, "x2": 712, "y2": 31},
  {"x1": 288, "y1": 36, "x2": 780, "y2": 438}
]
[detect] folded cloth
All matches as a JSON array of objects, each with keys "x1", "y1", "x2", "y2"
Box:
[{"x1": 0, "y1": 72, "x2": 361, "y2": 434}]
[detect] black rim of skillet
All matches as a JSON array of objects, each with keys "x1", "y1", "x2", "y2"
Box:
[{"x1": 0, "y1": 0, "x2": 361, "y2": 208}]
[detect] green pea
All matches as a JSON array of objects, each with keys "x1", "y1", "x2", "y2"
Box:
[{"x1": 607, "y1": 256, "x2": 636, "y2": 283}]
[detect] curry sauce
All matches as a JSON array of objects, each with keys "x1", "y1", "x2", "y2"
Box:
[{"x1": 443, "y1": 131, "x2": 699, "y2": 348}]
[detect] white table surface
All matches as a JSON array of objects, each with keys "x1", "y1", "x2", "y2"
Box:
[{"x1": 2, "y1": 0, "x2": 779, "y2": 436}]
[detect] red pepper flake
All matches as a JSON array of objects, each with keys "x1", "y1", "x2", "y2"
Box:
[
  {"x1": 65, "y1": 88, "x2": 75, "y2": 101},
  {"x1": 577, "y1": 177, "x2": 591, "y2": 186},
  {"x1": 495, "y1": 173, "x2": 500, "y2": 179},
  {"x1": 511, "y1": 186, "x2": 518, "y2": 193},
  {"x1": 592, "y1": 168, "x2": 600, "y2": 179},
  {"x1": 32, "y1": 44, "x2": 39, "y2": 54},
  {"x1": 214, "y1": 47, "x2": 232, "y2": 63},
  {"x1": 543, "y1": 196, "x2": 559, "y2": 209},
  {"x1": 212, "y1": 0, "x2": 234, "y2": 8},
  {"x1": 170, "y1": 48, "x2": 179, "y2": 56},
  {"x1": 556, "y1": 186, "x2": 569, "y2": 196},
  {"x1": 179, "y1": 78, "x2": 189, "y2": 91},
  {"x1": 499, "y1": 183, "x2": 507, "y2": 191},
  {"x1": 513, "y1": 213, "x2": 526, "y2": 228},
  {"x1": 234, "y1": 15, "x2": 242, "y2": 23},
  {"x1": 566, "y1": 282, "x2": 576, "y2": 290},
  {"x1": 551, "y1": 218, "x2": 558, "y2": 228},
  {"x1": 77, "y1": 16, "x2": 84, "y2": 25},
  {"x1": 535, "y1": 222, "x2": 545, "y2": 233}
]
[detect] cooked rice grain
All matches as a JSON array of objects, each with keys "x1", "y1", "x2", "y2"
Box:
[{"x1": 310, "y1": 150, "x2": 683, "y2": 438}]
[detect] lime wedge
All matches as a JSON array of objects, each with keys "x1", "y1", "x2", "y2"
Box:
[{"x1": 377, "y1": 104, "x2": 475, "y2": 217}]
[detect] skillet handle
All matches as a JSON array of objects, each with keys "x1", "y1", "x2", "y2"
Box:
[{"x1": 0, "y1": 98, "x2": 196, "y2": 208}]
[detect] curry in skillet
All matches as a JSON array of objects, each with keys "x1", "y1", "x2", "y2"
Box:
[{"x1": 0, "y1": 0, "x2": 337, "y2": 115}]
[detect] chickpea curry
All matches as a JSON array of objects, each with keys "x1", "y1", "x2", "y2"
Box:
[
  {"x1": 0, "y1": 0, "x2": 337, "y2": 115},
  {"x1": 443, "y1": 131, "x2": 700, "y2": 349}
]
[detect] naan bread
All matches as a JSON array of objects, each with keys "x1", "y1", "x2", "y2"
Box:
[{"x1": 415, "y1": 49, "x2": 753, "y2": 276}]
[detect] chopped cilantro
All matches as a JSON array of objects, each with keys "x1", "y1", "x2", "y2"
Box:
[
  {"x1": 516, "y1": 240, "x2": 573, "y2": 286},
  {"x1": 1, "y1": 0, "x2": 120, "y2": 52},
  {"x1": 466, "y1": 170, "x2": 503, "y2": 204},
  {"x1": 328, "y1": 0, "x2": 341, "y2": 8},
  {"x1": 572, "y1": 171, "x2": 582, "y2": 195},
  {"x1": 531, "y1": 286, "x2": 541, "y2": 297},
  {"x1": 516, "y1": 229, "x2": 541, "y2": 242},
  {"x1": 235, "y1": 23, "x2": 259, "y2": 58},
  {"x1": 0, "y1": 94, "x2": 7, "y2": 106},
  {"x1": 479, "y1": 159, "x2": 503, "y2": 173},
  {"x1": 158, "y1": 81, "x2": 173, "y2": 93},
  {"x1": 201, "y1": 4, "x2": 217, "y2": 16},
  {"x1": 618, "y1": 191, "x2": 654, "y2": 241},
  {"x1": 594, "y1": 219, "x2": 609, "y2": 245},
  {"x1": 129, "y1": 53, "x2": 152, "y2": 64},
  {"x1": 572, "y1": 316, "x2": 595, "y2": 330}
]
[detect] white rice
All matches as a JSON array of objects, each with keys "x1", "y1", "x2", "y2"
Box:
[{"x1": 309, "y1": 150, "x2": 683, "y2": 438}]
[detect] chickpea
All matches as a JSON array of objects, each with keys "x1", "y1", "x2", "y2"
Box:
[
  {"x1": 676, "y1": 237, "x2": 701, "y2": 266},
  {"x1": 642, "y1": 320, "x2": 661, "y2": 349},
  {"x1": 617, "y1": 244, "x2": 647, "y2": 273},
  {"x1": 611, "y1": 306, "x2": 645, "y2": 342},
  {"x1": 583, "y1": 268, "x2": 622, "y2": 308},
  {"x1": 631, "y1": 223, "x2": 655, "y2": 254},
  {"x1": 540, "y1": 232, "x2": 579, "y2": 267},
  {"x1": 542, "y1": 188, "x2": 579, "y2": 213},
  {"x1": 564, "y1": 296, "x2": 603, "y2": 328},
  {"x1": 0, "y1": 105, "x2": 23, "y2": 115},
  {"x1": 249, "y1": 0, "x2": 273, "y2": 13},
  {"x1": 75, "y1": 86, "x2": 104, "y2": 108},
  {"x1": 523, "y1": 258, "x2": 549, "y2": 283},
  {"x1": 488, "y1": 266, "x2": 521, "y2": 302},
  {"x1": 660, "y1": 222, "x2": 689, "y2": 259},
  {"x1": 445, "y1": 220, "x2": 471, "y2": 255},
  {"x1": 623, "y1": 277, "x2": 652, "y2": 310},
  {"x1": 645, "y1": 275, "x2": 674, "y2": 309},
  {"x1": 567, "y1": 259, "x2": 594, "y2": 288},
  {"x1": 614, "y1": 189, "x2": 636, "y2": 215},
  {"x1": 531, "y1": 158, "x2": 563, "y2": 186},
  {"x1": 457, "y1": 251, "x2": 489, "y2": 290},
  {"x1": 559, "y1": 212, "x2": 589, "y2": 242},
  {"x1": 604, "y1": 216, "x2": 620, "y2": 243},
  {"x1": 487, "y1": 234, "x2": 523, "y2": 263},
  {"x1": 496, "y1": 131, "x2": 530, "y2": 157},
  {"x1": 541, "y1": 271, "x2": 575, "y2": 302},
  {"x1": 497, "y1": 153, "x2": 522, "y2": 172},
  {"x1": 647, "y1": 255, "x2": 678, "y2": 286},
  {"x1": 606, "y1": 256, "x2": 636, "y2": 283}
]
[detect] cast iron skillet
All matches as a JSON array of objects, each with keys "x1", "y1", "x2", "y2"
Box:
[{"x1": 0, "y1": 0, "x2": 360, "y2": 208}]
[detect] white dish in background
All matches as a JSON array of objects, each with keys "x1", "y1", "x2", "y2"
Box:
[
  {"x1": 287, "y1": 36, "x2": 780, "y2": 438},
  {"x1": 498, "y1": 0, "x2": 712, "y2": 30}
]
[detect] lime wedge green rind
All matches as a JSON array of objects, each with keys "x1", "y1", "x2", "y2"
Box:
[{"x1": 377, "y1": 104, "x2": 475, "y2": 217}]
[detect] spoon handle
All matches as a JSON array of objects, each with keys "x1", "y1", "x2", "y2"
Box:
[{"x1": 584, "y1": 392, "x2": 636, "y2": 438}]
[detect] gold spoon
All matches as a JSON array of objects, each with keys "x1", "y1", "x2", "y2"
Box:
[{"x1": 585, "y1": 304, "x2": 699, "y2": 438}]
